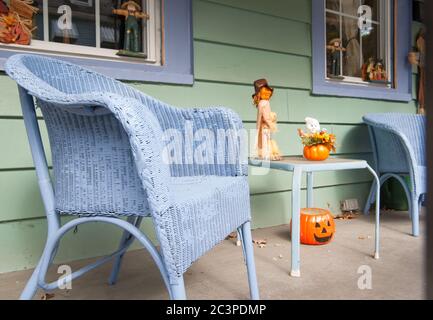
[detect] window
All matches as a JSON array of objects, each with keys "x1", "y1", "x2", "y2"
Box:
[
  {"x1": 0, "y1": 0, "x2": 193, "y2": 84},
  {"x1": 325, "y1": 0, "x2": 392, "y2": 85},
  {"x1": 27, "y1": 0, "x2": 162, "y2": 64},
  {"x1": 312, "y1": 0, "x2": 412, "y2": 101}
]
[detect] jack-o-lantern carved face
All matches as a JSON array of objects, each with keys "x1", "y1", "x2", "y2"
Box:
[
  {"x1": 313, "y1": 219, "x2": 334, "y2": 244},
  {"x1": 291, "y1": 208, "x2": 336, "y2": 245}
]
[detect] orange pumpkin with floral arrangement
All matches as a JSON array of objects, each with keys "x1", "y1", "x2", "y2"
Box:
[{"x1": 298, "y1": 117, "x2": 336, "y2": 161}]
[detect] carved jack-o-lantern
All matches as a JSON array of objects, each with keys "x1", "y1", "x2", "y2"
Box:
[{"x1": 291, "y1": 208, "x2": 335, "y2": 245}]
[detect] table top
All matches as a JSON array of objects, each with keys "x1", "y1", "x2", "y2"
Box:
[{"x1": 248, "y1": 156, "x2": 368, "y2": 172}]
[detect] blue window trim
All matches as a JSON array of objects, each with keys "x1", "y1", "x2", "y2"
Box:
[
  {"x1": 0, "y1": 0, "x2": 193, "y2": 85},
  {"x1": 312, "y1": 0, "x2": 412, "y2": 102}
]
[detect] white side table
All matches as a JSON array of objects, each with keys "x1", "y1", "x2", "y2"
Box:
[{"x1": 249, "y1": 156, "x2": 381, "y2": 277}]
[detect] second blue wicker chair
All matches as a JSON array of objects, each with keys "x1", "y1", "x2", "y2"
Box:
[
  {"x1": 363, "y1": 113, "x2": 426, "y2": 237},
  {"x1": 5, "y1": 54, "x2": 259, "y2": 300}
]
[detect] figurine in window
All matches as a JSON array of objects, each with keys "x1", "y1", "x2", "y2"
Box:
[
  {"x1": 327, "y1": 38, "x2": 346, "y2": 78},
  {"x1": 374, "y1": 60, "x2": 387, "y2": 81},
  {"x1": 362, "y1": 57, "x2": 373, "y2": 81},
  {"x1": 112, "y1": 1, "x2": 149, "y2": 57},
  {"x1": 367, "y1": 57, "x2": 376, "y2": 81},
  {"x1": 252, "y1": 79, "x2": 282, "y2": 161}
]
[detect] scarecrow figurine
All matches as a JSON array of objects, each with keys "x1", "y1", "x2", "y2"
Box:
[
  {"x1": 112, "y1": 1, "x2": 149, "y2": 57},
  {"x1": 252, "y1": 79, "x2": 282, "y2": 161},
  {"x1": 326, "y1": 38, "x2": 346, "y2": 78}
]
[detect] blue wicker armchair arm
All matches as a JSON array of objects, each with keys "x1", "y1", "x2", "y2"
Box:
[
  {"x1": 99, "y1": 94, "x2": 172, "y2": 213},
  {"x1": 19, "y1": 89, "x2": 173, "y2": 214}
]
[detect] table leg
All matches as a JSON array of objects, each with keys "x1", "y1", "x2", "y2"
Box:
[
  {"x1": 290, "y1": 167, "x2": 302, "y2": 277},
  {"x1": 366, "y1": 165, "x2": 380, "y2": 260},
  {"x1": 307, "y1": 172, "x2": 313, "y2": 208}
]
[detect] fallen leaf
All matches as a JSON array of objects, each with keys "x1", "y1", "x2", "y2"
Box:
[
  {"x1": 41, "y1": 293, "x2": 55, "y2": 300},
  {"x1": 334, "y1": 212, "x2": 359, "y2": 220},
  {"x1": 227, "y1": 232, "x2": 237, "y2": 239}
]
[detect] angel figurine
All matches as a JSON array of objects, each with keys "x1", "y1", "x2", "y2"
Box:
[
  {"x1": 112, "y1": 1, "x2": 149, "y2": 57},
  {"x1": 252, "y1": 79, "x2": 282, "y2": 161}
]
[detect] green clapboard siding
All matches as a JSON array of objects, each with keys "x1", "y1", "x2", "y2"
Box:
[
  {"x1": 0, "y1": 74, "x2": 21, "y2": 117},
  {"x1": 204, "y1": 0, "x2": 311, "y2": 23},
  {"x1": 193, "y1": 1, "x2": 311, "y2": 56},
  {"x1": 194, "y1": 41, "x2": 311, "y2": 89},
  {"x1": 0, "y1": 0, "x2": 418, "y2": 273},
  {"x1": 0, "y1": 119, "x2": 51, "y2": 169}
]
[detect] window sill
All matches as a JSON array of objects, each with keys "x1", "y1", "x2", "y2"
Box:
[
  {"x1": 0, "y1": 42, "x2": 159, "y2": 65},
  {"x1": 313, "y1": 80, "x2": 412, "y2": 102},
  {"x1": 326, "y1": 76, "x2": 392, "y2": 87}
]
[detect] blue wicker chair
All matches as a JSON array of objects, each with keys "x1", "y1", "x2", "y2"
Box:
[
  {"x1": 363, "y1": 113, "x2": 426, "y2": 237},
  {"x1": 5, "y1": 54, "x2": 259, "y2": 300}
]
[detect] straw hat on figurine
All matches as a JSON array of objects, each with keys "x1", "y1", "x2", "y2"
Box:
[
  {"x1": 328, "y1": 38, "x2": 342, "y2": 46},
  {"x1": 121, "y1": 0, "x2": 142, "y2": 11},
  {"x1": 252, "y1": 78, "x2": 274, "y2": 99}
]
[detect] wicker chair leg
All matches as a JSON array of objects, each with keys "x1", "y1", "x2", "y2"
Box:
[
  {"x1": 20, "y1": 237, "x2": 60, "y2": 300},
  {"x1": 363, "y1": 181, "x2": 376, "y2": 215},
  {"x1": 412, "y1": 196, "x2": 420, "y2": 237},
  {"x1": 170, "y1": 276, "x2": 187, "y2": 300},
  {"x1": 239, "y1": 221, "x2": 260, "y2": 300},
  {"x1": 20, "y1": 259, "x2": 43, "y2": 300}
]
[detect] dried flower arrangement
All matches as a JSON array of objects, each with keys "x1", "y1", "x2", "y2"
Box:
[
  {"x1": 0, "y1": 0, "x2": 38, "y2": 45},
  {"x1": 298, "y1": 117, "x2": 336, "y2": 161},
  {"x1": 297, "y1": 129, "x2": 337, "y2": 152}
]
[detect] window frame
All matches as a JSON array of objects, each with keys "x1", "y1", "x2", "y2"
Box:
[
  {"x1": 0, "y1": 0, "x2": 193, "y2": 85},
  {"x1": 2, "y1": 0, "x2": 162, "y2": 63},
  {"x1": 312, "y1": 0, "x2": 412, "y2": 101}
]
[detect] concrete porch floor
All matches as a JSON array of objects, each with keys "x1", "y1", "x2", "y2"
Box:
[{"x1": 0, "y1": 211, "x2": 426, "y2": 300}]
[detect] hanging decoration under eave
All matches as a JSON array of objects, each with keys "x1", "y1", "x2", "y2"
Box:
[{"x1": 0, "y1": 0, "x2": 38, "y2": 45}]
